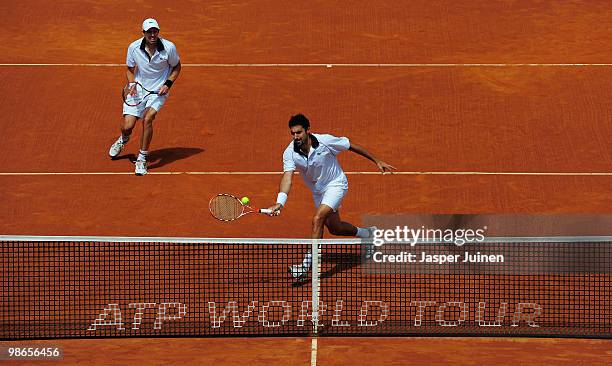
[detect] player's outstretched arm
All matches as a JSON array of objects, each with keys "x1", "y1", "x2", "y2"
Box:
[
  {"x1": 349, "y1": 143, "x2": 396, "y2": 174},
  {"x1": 267, "y1": 171, "x2": 294, "y2": 215}
]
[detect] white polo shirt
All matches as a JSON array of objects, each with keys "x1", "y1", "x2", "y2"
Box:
[
  {"x1": 283, "y1": 133, "x2": 350, "y2": 193},
  {"x1": 126, "y1": 38, "x2": 180, "y2": 91}
]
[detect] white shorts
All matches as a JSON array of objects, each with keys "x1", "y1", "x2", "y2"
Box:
[
  {"x1": 123, "y1": 93, "x2": 168, "y2": 118},
  {"x1": 313, "y1": 186, "x2": 348, "y2": 212}
]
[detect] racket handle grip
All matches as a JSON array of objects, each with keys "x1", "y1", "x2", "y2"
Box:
[{"x1": 259, "y1": 209, "x2": 273, "y2": 214}]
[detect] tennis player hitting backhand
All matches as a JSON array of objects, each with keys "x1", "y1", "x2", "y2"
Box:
[
  {"x1": 108, "y1": 18, "x2": 181, "y2": 175},
  {"x1": 267, "y1": 114, "x2": 396, "y2": 279}
]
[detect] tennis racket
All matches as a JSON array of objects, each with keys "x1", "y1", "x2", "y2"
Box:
[
  {"x1": 122, "y1": 81, "x2": 158, "y2": 107},
  {"x1": 209, "y1": 194, "x2": 274, "y2": 221}
]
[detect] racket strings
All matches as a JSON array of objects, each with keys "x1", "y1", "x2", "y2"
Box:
[
  {"x1": 123, "y1": 83, "x2": 147, "y2": 106},
  {"x1": 210, "y1": 195, "x2": 244, "y2": 221}
]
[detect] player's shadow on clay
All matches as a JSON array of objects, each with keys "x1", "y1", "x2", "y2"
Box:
[
  {"x1": 147, "y1": 147, "x2": 205, "y2": 169},
  {"x1": 115, "y1": 147, "x2": 204, "y2": 170}
]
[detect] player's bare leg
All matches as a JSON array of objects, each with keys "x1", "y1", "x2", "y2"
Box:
[
  {"x1": 325, "y1": 211, "x2": 358, "y2": 236},
  {"x1": 290, "y1": 206, "x2": 376, "y2": 279},
  {"x1": 311, "y1": 204, "x2": 335, "y2": 239},
  {"x1": 326, "y1": 210, "x2": 376, "y2": 259},
  {"x1": 134, "y1": 108, "x2": 157, "y2": 175},
  {"x1": 289, "y1": 204, "x2": 334, "y2": 280},
  {"x1": 140, "y1": 107, "x2": 158, "y2": 152},
  {"x1": 122, "y1": 114, "x2": 138, "y2": 136},
  {"x1": 109, "y1": 115, "x2": 138, "y2": 158}
]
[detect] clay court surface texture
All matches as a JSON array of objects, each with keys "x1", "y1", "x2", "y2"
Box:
[{"x1": 0, "y1": 1, "x2": 611, "y2": 365}]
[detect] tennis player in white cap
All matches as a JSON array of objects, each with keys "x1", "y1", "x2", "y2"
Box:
[{"x1": 108, "y1": 18, "x2": 181, "y2": 175}]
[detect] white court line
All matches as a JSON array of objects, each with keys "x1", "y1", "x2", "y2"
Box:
[
  {"x1": 311, "y1": 338, "x2": 318, "y2": 366},
  {"x1": 1, "y1": 63, "x2": 612, "y2": 67},
  {"x1": 0, "y1": 171, "x2": 611, "y2": 176}
]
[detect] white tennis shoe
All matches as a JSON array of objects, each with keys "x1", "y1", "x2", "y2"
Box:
[
  {"x1": 109, "y1": 137, "x2": 126, "y2": 158},
  {"x1": 288, "y1": 264, "x2": 310, "y2": 280},
  {"x1": 135, "y1": 160, "x2": 147, "y2": 176}
]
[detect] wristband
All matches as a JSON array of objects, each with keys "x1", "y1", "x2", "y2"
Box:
[
  {"x1": 276, "y1": 192, "x2": 288, "y2": 207},
  {"x1": 164, "y1": 79, "x2": 174, "y2": 88}
]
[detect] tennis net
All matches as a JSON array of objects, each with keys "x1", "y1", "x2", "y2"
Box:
[{"x1": 1, "y1": 235, "x2": 611, "y2": 339}]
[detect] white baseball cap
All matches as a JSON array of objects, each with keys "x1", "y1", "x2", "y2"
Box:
[{"x1": 142, "y1": 18, "x2": 160, "y2": 31}]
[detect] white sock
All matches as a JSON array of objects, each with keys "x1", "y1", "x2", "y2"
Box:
[
  {"x1": 137, "y1": 150, "x2": 148, "y2": 162},
  {"x1": 120, "y1": 134, "x2": 130, "y2": 143},
  {"x1": 356, "y1": 227, "x2": 370, "y2": 238}
]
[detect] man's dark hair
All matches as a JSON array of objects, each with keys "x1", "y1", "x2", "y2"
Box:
[{"x1": 288, "y1": 114, "x2": 310, "y2": 130}]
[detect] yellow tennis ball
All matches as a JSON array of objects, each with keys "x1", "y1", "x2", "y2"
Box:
[{"x1": 240, "y1": 196, "x2": 250, "y2": 205}]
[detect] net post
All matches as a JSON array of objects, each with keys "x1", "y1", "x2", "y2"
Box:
[{"x1": 311, "y1": 239, "x2": 320, "y2": 335}]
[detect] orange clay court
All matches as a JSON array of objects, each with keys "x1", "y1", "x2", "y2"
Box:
[{"x1": 0, "y1": 1, "x2": 611, "y2": 365}]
